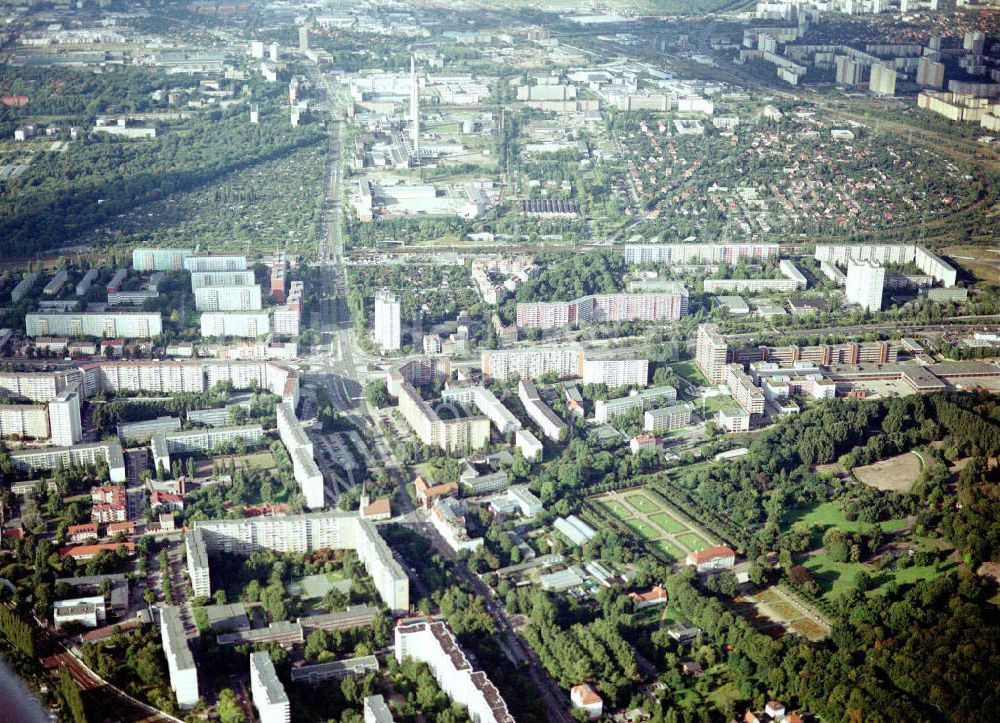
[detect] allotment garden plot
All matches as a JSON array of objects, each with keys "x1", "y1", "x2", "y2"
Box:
[{"x1": 591, "y1": 488, "x2": 720, "y2": 562}]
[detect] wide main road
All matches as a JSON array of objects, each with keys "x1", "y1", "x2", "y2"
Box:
[{"x1": 307, "y1": 66, "x2": 574, "y2": 722}]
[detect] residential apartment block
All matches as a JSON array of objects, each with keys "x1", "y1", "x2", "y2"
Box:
[
  {"x1": 200, "y1": 312, "x2": 270, "y2": 338},
  {"x1": 725, "y1": 364, "x2": 765, "y2": 416},
  {"x1": 26, "y1": 312, "x2": 162, "y2": 339},
  {"x1": 194, "y1": 285, "x2": 263, "y2": 312},
  {"x1": 395, "y1": 618, "x2": 513, "y2": 723},
  {"x1": 277, "y1": 402, "x2": 324, "y2": 509},
  {"x1": 814, "y1": 243, "x2": 957, "y2": 287},
  {"x1": 623, "y1": 242, "x2": 779, "y2": 265},
  {"x1": 11, "y1": 440, "x2": 126, "y2": 482},
  {"x1": 0, "y1": 404, "x2": 50, "y2": 440},
  {"x1": 188, "y1": 513, "x2": 408, "y2": 612},
  {"x1": 151, "y1": 425, "x2": 264, "y2": 472},
  {"x1": 396, "y1": 382, "x2": 490, "y2": 452},
  {"x1": 481, "y1": 347, "x2": 583, "y2": 381},
  {"x1": 161, "y1": 605, "x2": 199, "y2": 709},
  {"x1": 440, "y1": 385, "x2": 521, "y2": 435},
  {"x1": 515, "y1": 287, "x2": 688, "y2": 329},
  {"x1": 594, "y1": 385, "x2": 677, "y2": 423},
  {"x1": 643, "y1": 403, "x2": 693, "y2": 433},
  {"x1": 581, "y1": 357, "x2": 649, "y2": 387},
  {"x1": 518, "y1": 380, "x2": 566, "y2": 441},
  {"x1": 190, "y1": 270, "x2": 256, "y2": 289},
  {"x1": 183, "y1": 255, "x2": 247, "y2": 273},
  {"x1": 133, "y1": 248, "x2": 193, "y2": 271},
  {"x1": 250, "y1": 652, "x2": 291, "y2": 723}
]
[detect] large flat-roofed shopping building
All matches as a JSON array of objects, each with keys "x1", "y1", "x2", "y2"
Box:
[{"x1": 187, "y1": 512, "x2": 408, "y2": 612}]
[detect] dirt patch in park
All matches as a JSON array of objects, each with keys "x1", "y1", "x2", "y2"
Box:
[{"x1": 853, "y1": 452, "x2": 922, "y2": 492}]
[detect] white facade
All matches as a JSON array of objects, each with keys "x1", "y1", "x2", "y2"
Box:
[
  {"x1": 518, "y1": 380, "x2": 566, "y2": 442},
  {"x1": 53, "y1": 596, "x2": 106, "y2": 630},
  {"x1": 190, "y1": 270, "x2": 256, "y2": 288},
  {"x1": 374, "y1": 291, "x2": 401, "y2": 352},
  {"x1": 481, "y1": 347, "x2": 582, "y2": 381},
  {"x1": 194, "y1": 285, "x2": 263, "y2": 311},
  {"x1": 0, "y1": 405, "x2": 50, "y2": 440},
  {"x1": 161, "y1": 605, "x2": 199, "y2": 709},
  {"x1": 845, "y1": 259, "x2": 885, "y2": 312},
  {"x1": 582, "y1": 358, "x2": 649, "y2": 388},
  {"x1": 395, "y1": 619, "x2": 513, "y2": 723},
  {"x1": 250, "y1": 652, "x2": 291, "y2": 723},
  {"x1": 515, "y1": 429, "x2": 543, "y2": 462},
  {"x1": 48, "y1": 389, "x2": 82, "y2": 446},
  {"x1": 200, "y1": 312, "x2": 270, "y2": 338},
  {"x1": 189, "y1": 512, "x2": 409, "y2": 612},
  {"x1": 643, "y1": 403, "x2": 692, "y2": 433},
  {"x1": 26, "y1": 312, "x2": 162, "y2": 339},
  {"x1": 183, "y1": 255, "x2": 247, "y2": 273}
]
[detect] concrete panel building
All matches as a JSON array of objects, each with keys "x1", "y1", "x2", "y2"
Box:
[
  {"x1": 10, "y1": 440, "x2": 126, "y2": 482},
  {"x1": 190, "y1": 270, "x2": 256, "y2": 289},
  {"x1": 397, "y1": 382, "x2": 490, "y2": 453},
  {"x1": 395, "y1": 618, "x2": 513, "y2": 723},
  {"x1": 200, "y1": 312, "x2": 270, "y2": 338},
  {"x1": 374, "y1": 291, "x2": 401, "y2": 352},
  {"x1": 643, "y1": 403, "x2": 693, "y2": 433},
  {"x1": 594, "y1": 385, "x2": 677, "y2": 423},
  {"x1": 48, "y1": 388, "x2": 82, "y2": 446},
  {"x1": 194, "y1": 285, "x2": 263, "y2": 312},
  {"x1": 481, "y1": 347, "x2": 583, "y2": 382},
  {"x1": 160, "y1": 605, "x2": 199, "y2": 709},
  {"x1": 188, "y1": 512, "x2": 408, "y2": 612},
  {"x1": 581, "y1": 357, "x2": 648, "y2": 388},
  {"x1": 132, "y1": 248, "x2": 193, "y2": 271},
  {"x1": 250, "y1": 652, "x2": 291, "y2": 723},
  {"x1": 26, "y1": 312, "x2": 162, "y2": 339},
  {"x1": 518, "y1": 380, "x2": 566, "y2": 441},
  {"x1": 846, "y1": 259, "x2": 885, "y2": 312},
  {"x1": 0, "y1": 405, "x2": 50, "y2": 440},
  {"x1": 183, "y1": 255, "x2": 247, "y2": 273}
]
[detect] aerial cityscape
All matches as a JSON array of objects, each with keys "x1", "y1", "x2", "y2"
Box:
[{"x1": 1, "y1": 0, "x2": 1000, "y2": 721}]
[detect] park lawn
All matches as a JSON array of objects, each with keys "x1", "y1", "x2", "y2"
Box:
[
  {"x1": 626, "y1": 518, "x2": 662, "y2": 541},
  {"x1": 654, "y1": 539, "x2": 685, "y2": 561},
  {"x1": 623, "y1": 493, "x2": 661, "y2": 514},
  {"x1": 875, "y1": 560, "x2": 957, "y2": 591},
  {"x1": 700, "y1": 394, "x2": 737, "y2": 414},
  {"x1": 783, "y1": 501, "x2": 908, "y2": 536},
  {"x1": 667, "y1": 360, "x2": 709, "y2": 386},
  {"x1": 649, "y1": 512, "x2": 686, "y2": 534},
  {"x1": 803, "y1": 552, "x2": 864, "y2": 601},
  {"x1": 598, "y1": 499, "x2": 633, "y2": 520}
]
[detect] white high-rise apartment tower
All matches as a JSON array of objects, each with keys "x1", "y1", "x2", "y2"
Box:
[
  {"x1": 410, "y1": 56, "x2": 420, "y2": 161},
  {"x1": 374, "y1": 291, "x2": 401, "y2": 352},
  {"x1": 845, "y1": 259, "x2": 885, "y2": 313},
  {"x1": 48, "y1": 389, "x2": 82, "y2": 447}
]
